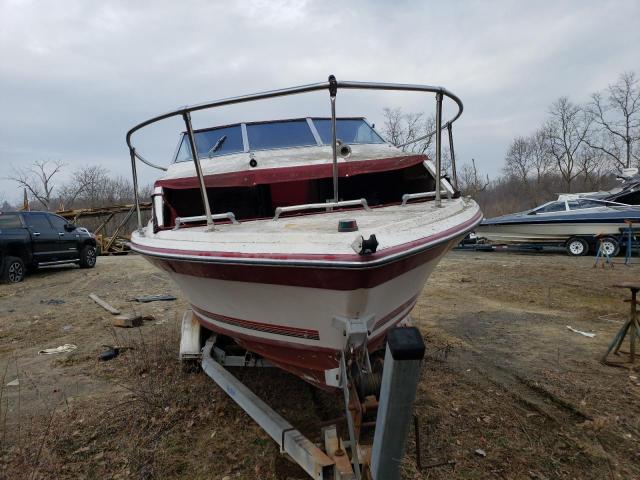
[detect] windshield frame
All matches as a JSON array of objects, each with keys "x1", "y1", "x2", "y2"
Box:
[{"x1": 172, "y1": 116, "x2": 388, "y2": 163}]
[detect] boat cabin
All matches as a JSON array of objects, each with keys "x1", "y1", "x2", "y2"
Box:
[{"x1": 153, "y1": 117, "x2": 443, "y2": 229}]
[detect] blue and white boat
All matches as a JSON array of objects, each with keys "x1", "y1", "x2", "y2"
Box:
[{"x1": 475, "y1": 198, "x2": 640, "y2": 255}]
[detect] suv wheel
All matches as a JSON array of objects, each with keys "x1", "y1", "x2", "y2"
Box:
[
  {"x1": 2, "y1": 256, "x2": 25, "y2": 283},
  {"x1": 79, "y1": 245, "x2": 97, "y2": 268}
]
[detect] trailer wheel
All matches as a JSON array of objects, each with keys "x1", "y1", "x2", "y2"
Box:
[
  {"x1": 566, "y1": 237, "x2": 588, "y2": 256},
  {"x1": 1, "y1": 256, "x2": 25, "y2": 283},
  {"x1": 599, "y1": 237, "x2": 620, "y2": 257}
]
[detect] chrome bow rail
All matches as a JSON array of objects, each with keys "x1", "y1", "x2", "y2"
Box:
[
  {"x1": 273, "y1": 198, "x2": 370, "y2": 221},
  {"x1": 126, "y1": 76, "x2": 463, "y2": 231}
]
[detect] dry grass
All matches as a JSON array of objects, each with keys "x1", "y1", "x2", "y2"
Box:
[{"x1": 0, "y1": 320, "x2": 283, "y2": 479}]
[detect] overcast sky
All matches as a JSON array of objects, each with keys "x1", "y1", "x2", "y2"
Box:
[{"x1": 1, "y1": 0, "x2": 639, "y2": 203}]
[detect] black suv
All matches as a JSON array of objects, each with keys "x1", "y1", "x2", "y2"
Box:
[{"x1": 0, "y1": 211, "x2": 98, "y2": 283}]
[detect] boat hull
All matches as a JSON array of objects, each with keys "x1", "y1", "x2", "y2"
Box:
[
  {"x1": 143, "y1": 234, "x2": 460, "y2": 388},
  {"x1": 476, "y1": 221, "x2": 631, "y2": 244}
]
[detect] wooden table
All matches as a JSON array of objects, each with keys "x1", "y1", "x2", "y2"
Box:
[{"x1": 603, "y1": 283, "x2": 640, "y2": 363}]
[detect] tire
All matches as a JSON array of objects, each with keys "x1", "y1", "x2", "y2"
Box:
[
  {"x1": 566, "y1": 237, "x2": 588, "y2": 256},
  {"x1": 599, "y1": 237, "x2": 620, "y2": 257},
  {"x1": 79, "y1": 245, "x2": 97, "y2": 268},
  {"x1": 1, "y1": 256, "x2": 26, "y2": 283}
]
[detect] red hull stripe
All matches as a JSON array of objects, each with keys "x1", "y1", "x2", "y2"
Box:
[
  {"x1": 155, "y1": 154, "x2": 425, "y2": 190},
  {"x1": 146, "y1": 239, "x2": 450, "y2": 290},
  {"x1": 191, "y1": 305, "x2": 320, "y2": 340},
  {"x1": 372, "y1": 294, "x2": 419, "y2": 331}
]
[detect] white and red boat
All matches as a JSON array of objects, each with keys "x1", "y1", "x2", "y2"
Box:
[{"x1": 127, "y1": 78, "x2": 482, "y2": 389}]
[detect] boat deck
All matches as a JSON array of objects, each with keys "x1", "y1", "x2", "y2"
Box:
[{"x1": 135, "y1": 197, "x2": 481, "y2": 256}]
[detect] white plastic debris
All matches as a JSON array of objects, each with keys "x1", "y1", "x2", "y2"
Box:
[
  {"x1": 6, "y1": 378, "x2": 19, "y2": 386},
  {"x1": 566, "y1": 326, "x2": 595, "y2": 338},
  {"x1": 38, "y1": 344, "x2": 78, "y2": 355}
]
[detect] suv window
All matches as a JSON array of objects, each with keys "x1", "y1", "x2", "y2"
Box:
[
  {"x1": 24, "y1": 213, "x2": 52, "y2": 232},
  {"x1": 48, "y1": 214, "x2": 68, "y2": 231},
  {"x1": 0, "y1": 213, "x2": 22, "y2": 228}
]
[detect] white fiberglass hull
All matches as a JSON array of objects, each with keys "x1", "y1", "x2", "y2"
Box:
[
  {"x1": 132, "y1": 197, "x2": 482, "y2": 388},
  {"x1": 476, "y1": 222, "x2": 628, "y2": 244}
]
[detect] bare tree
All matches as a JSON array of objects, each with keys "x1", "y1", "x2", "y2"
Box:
[
  {"x1": 586, "y1": 71, "x2": 640, "y2": 169},
  {"x1": 58, "y1": 165, "x2": 136, "y2": 209},
  {"x1": 7, "y1": 160, "x2": 64, "y2": 210},
  {"x1": 545, "y1": 97, "x2": 592, "y2": 192},
  {"x1": 529, "y1": 128, "x2": 555, "y2": 185},
  {"x1": 381, "y1": 107, "x2": 436, "y2": 155},
  {"x1": 503, "y1": 136, "x2": 532, "y2": 184},
  {"x1": 459, "y1": 158, "x2": 489, "y2": 196}
]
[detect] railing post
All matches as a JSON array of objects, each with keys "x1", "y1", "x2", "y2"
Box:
[
  {"x1": 329, "y1": 75, "x2": 339, "y2": 203},
  {"x1": 129, "y1": 147, "x2": 143, "y2": 230},
  {"x1": 447, "y1": 122, "x2": 458, "y2": 190},
  {"x1": 435, "y1": 92, "x2": 443, "y2": 207},
  {"x1": 182, "y1": 111, "x2": 214, "y2": 229}
]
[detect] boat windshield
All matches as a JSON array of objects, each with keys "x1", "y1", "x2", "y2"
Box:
[
  {"x1": 175, "y1": 125, "x2": 245, "y2": 162},
  {"x1": 174, "y1": 118, "x2": 385, "y2": 163},
  {"x1": 312, "y1": 118, "x2": 385, "y2": 145},
  {"x1": 532, "y1": 201, "x2": 567, "y2": 214}
]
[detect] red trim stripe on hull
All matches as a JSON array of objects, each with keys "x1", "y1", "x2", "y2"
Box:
[
  {"x1": 155, "y1": 154, "x2": 426, "y2": 190},
  {"x1": 191, "y1": 305, "x2": 320, "y2": 340},
  {"x1": 192, "y1": 294, "x2": 418, "y2": 389},
  {"x1": 146, "y1": 239, "x2": 452, "y2": 289},
  {"x1": 136, "y1": 209, "x2": 482, "y2": 290}
]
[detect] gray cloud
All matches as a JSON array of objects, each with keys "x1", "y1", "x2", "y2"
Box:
[{"x1": 1, "y1": 0, "x2": 638, "y2": 201}]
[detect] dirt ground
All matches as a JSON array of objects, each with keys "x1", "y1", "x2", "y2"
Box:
[{"x1": 1, "y1": 251, "x2": 639, "y2": 479}]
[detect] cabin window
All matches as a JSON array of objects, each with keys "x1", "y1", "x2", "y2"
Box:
[
  {"x1": 313, "y1": 119, "x2": 386, "y2": 145},
  {"x1": 247, "y1": 120, "x2": 317, "y2": 150}
]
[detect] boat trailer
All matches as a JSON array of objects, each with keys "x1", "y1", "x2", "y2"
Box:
[{"x1": 179, "y1": 310, "x2": 426, "y2": 480}]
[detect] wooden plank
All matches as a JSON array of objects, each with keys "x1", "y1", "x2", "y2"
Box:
[{"x1": 89, "y1": 293, "x2": 120, "y2": 315}]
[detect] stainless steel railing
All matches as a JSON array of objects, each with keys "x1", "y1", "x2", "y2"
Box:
[{"x1": 126, "y1": 76, "x2": 464, "y2": 231}]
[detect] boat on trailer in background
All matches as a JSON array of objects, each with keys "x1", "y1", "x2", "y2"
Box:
[
  {"x1": 125, "y1": 76, "x2": 481, "y2": 478},
  {"x1": 476, "y1": 197, "x2": 640, "y2": 256}
]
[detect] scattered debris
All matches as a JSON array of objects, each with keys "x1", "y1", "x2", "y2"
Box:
[
  {"x1": 112, "y1": 313, "x2": 154, "y2": 328},
  {"x1": 424, "y1": 459, "x2": 456, "y2": 469},
  {"x1": 98, "y1": 345, "x2": 130, "y2": 361},
  {"x1": 130, "y1": 294, "x2": 176, "y2": 303},
  {"x1": 40, "y1": 299, "x2": 65, "y2": 305},
  {"x1": 154, "y1": 318, "x2": 168, "y2": 325},
  {"x1": 474, "y1": 448, "x2": 487, "y2": 457},
  {"x1": 566, "y1": 326, "x2": 596, "y2": 338},
  {"x1": 89, "y1": 293, "x2": 120, "y2": 315},
  {"x1": 6, "y1": 378, "x2": 19, "y2": 387},
  {"x1": 38, "y1": 344, "x2": 78, "y2": 355}
]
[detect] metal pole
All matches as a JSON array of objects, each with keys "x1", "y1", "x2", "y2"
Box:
[
  {"x1": 370, "y1": 327, "x2": 425, "y2": 480},
  {"x1": 329, "y1": 75, "x2": 339, "y2": 203},
  {"x1": 129, "y1": 147, "x2": 143, "y2": 230},
  {"x1": 182, "y1": 111, "x2": 214, "y2": 228},
  {"x1": 435, "y1": 92, "x2": 443, "y2": 207},
  {"x1": 447, "y1": 122, "x2": 458, "y2": 190}
]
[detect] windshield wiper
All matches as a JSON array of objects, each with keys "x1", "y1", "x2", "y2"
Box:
[{"x1": 208, "y1": 135, "x2": 227, "y2": 156}]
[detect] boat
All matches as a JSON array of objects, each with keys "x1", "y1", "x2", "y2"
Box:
[
  {"x1": 126, "y1": 77, "x2": 482, "y2": 389},
  {"x1": 562, "y1": 168, "x2": 640, "y2": 205},
  {"x1": 476, "y1": 197, "x2": 640, "y2": 256}
]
